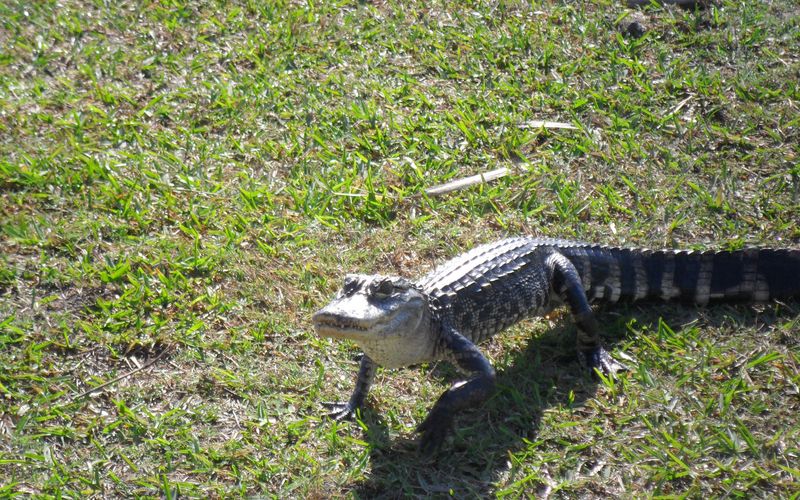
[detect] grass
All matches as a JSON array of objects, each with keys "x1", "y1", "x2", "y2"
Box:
[{"x1": 1, "y1": 0, "x2": 799, "y2": 496}]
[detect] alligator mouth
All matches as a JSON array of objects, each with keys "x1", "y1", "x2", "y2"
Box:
[{"x1": 312, "y1": 311, "x2": 378, "y2": 338}]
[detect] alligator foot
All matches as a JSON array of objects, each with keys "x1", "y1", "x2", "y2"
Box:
[
  {"x1": 579, "y1": 346, "x2": 627, "y2": 377},
  {"x1": 322, "y1": 401, "x2": 360, "y2": 421},
  {"x1": 415, "y1": 411, "x2": 453, "y2": 458}
]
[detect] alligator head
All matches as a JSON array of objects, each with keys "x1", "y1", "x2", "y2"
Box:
[{"x1": 313, "y1": 274, "x2": 434, "y2": 368}]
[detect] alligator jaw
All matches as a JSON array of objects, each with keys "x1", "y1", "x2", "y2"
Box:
[{"x1": 312, "y1": 310, "x2": 384, "y2": 341}]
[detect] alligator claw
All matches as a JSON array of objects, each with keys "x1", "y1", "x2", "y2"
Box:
[
  {"x1": 415, "y1": 411, "x2": 453, "y2": 458},
  {"x1": 579, "y1": 347, "x2": 627, "y2": 377},
  {"x1": 418, "y1": 430, "x2": 446, "y2": 459},
  {"x1": 322, "y1": 401, "x2": 359, "y2": 421}
]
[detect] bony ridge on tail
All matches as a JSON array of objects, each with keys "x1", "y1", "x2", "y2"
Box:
[{"x1": 312, "y1": 237, "x2": 800, "y2": 456}]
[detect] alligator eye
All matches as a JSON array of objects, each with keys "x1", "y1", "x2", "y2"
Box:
[
  {"x1": 371, "y1": 279, "x2": 395, "y2": 298},
  {"x1": 342, "y1": 276, "x2": 361, "y2": 297}
]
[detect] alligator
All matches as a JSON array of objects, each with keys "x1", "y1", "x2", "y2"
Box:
[{"x1": 312, "y1": 237, "x2": 800, "y2": 455}]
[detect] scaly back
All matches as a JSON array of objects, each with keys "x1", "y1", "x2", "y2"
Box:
[{"x1": 416, "y1": 238, "x2": 800, "y2": 344}]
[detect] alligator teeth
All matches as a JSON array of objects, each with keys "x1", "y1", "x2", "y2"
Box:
[
  {"x1": 319, "y1": 321, "x2": 367, "y2": 331},
  {"x1": 312, "y1": 313, "x2": 371, "y2": 334}
]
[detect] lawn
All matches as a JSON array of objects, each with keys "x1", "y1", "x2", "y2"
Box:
[{"x1": 1, "y1": 0, "x2": 799, "y2": 496}]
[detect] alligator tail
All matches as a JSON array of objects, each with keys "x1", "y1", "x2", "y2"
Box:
[{"x1": 561, "y1": 245, "x2": 800, "y2": 305}]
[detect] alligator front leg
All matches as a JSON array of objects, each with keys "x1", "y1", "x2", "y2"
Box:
[
  {"x1": 417, "y1": 328, "x2": 496, "y2": 457},
  {"x1": 547, "y1": 253, "x2": 626, "y2": 376},
  {"x1": 324, "y1": 355, "x2": 377, "y2": 420}
]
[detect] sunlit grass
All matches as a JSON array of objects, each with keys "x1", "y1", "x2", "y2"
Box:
[{"x1": 1, "y1": 0, "x2": 798, "y2": 496}]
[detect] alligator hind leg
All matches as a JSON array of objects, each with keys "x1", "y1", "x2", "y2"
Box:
[{"x1": 547, "y1": 253, "x2": 626, "y2": 376}]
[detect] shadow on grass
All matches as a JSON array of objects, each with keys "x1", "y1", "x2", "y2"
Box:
[
  {"x1": 346, "y1": 319, "x2": 608, "y2": 498},
  {"x1": 345, "y1": 300, "x2": 799, "y2": 497}
]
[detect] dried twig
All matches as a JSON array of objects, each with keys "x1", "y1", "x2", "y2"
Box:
[
  {"x1": 424, "y1": 167, "x2": 511, "y2": 197},
  {"x1": 520, "y1": 120, "x2": 577, "y2": 130},
  {"x1": 67, "y1": 346, "x2": 173, "y2": 403}
]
